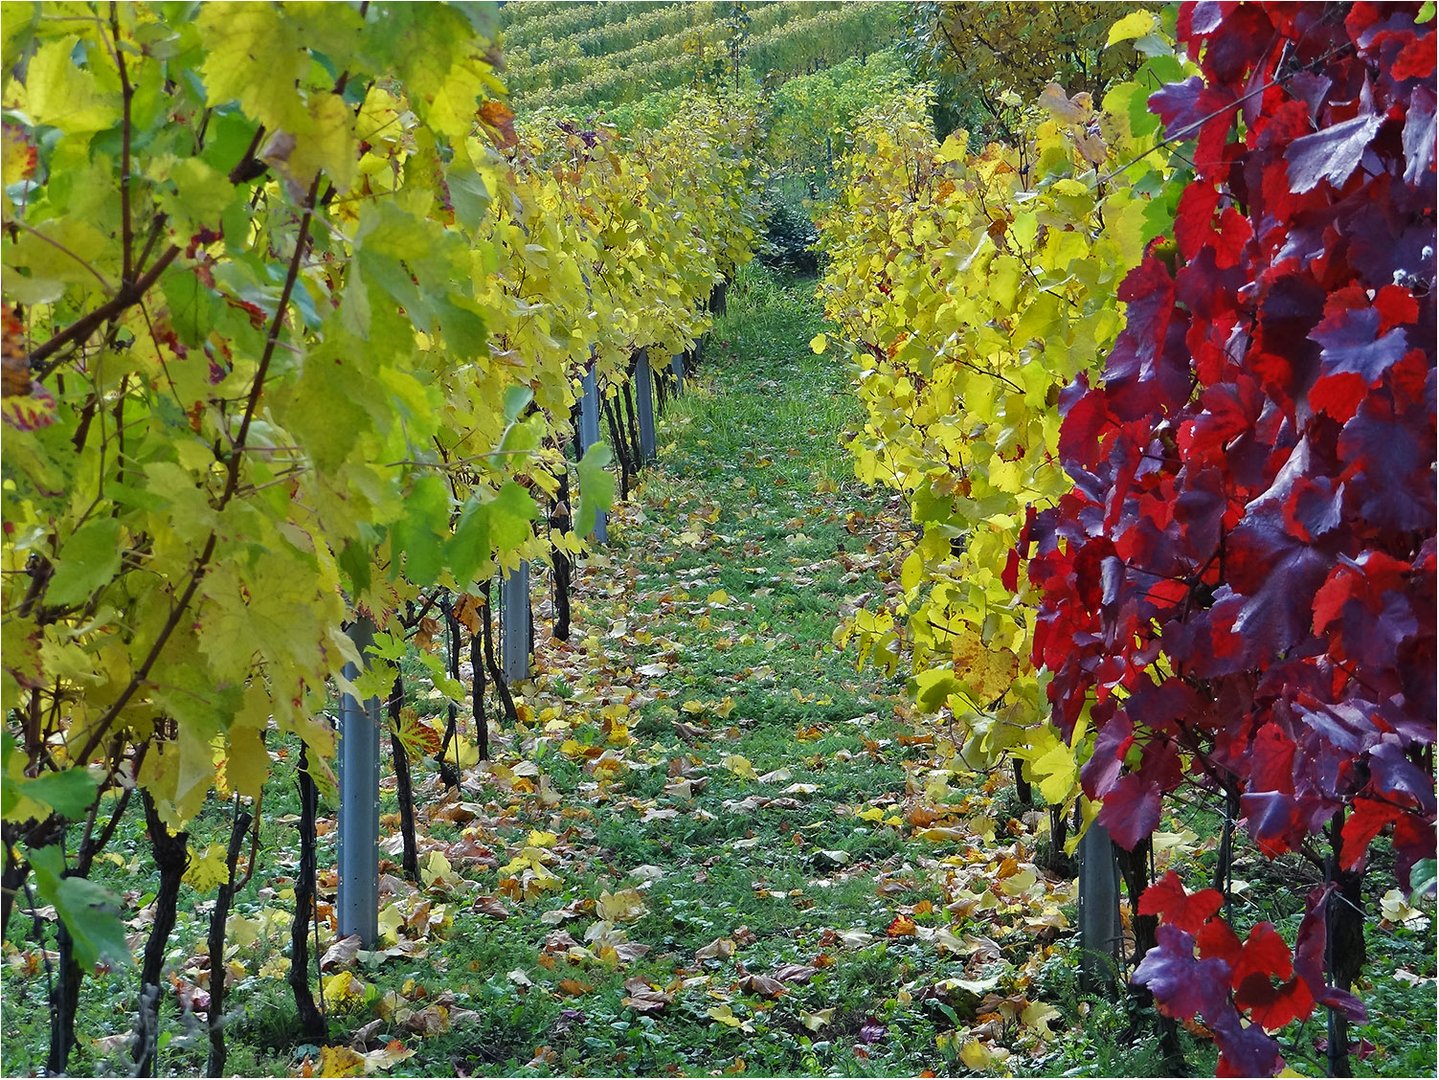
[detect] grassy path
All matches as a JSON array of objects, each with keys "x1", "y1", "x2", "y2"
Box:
[{"x1": 315, "y1": 268, "x2": 1092, "y2": 1078}]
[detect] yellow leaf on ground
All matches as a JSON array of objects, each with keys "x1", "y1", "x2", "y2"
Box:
[
  {"x1": 723, "y1": 755, "x2": 757, "y2": 780},
  {"x1": 317, "y1": 1044, "x2": 366, "y2": 1077},
  {"x1": 801, "y1": 1007, "x2": 834, "y2": 1031},
  {"x1": 597, "y1": 888, "x2": 647, "y2": 923},
  {"x1": 321, "y1": 971, "x2": 366, "y2": 1008}
]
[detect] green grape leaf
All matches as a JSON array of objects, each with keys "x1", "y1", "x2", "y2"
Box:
[
  {"x1": 448, "y1": 496, "x2": 493, "y2": 590},
  {"x1": 490, "y1": 480, "x2": 539, "y2": 553},
  {"x1": 27, "y1": 845, "x2": 131, "y2": 971},
  {"x1": 46, "y1": 519, "x2": 123, "y2": 607},
  {"x1": 390, "y1": 475, "x2": 451, "y2": 587},
  {"x1": 574, "y1": 443, "x2": 615, "y2": 539},
  {"x1": 910, "y1": 667, "x2": 960, "y2": 713},
  {"x1": 503, "y1": 385, "x2": 534, "y2": 423},
  {"x1": 2, "y1": 734, "x2": 98, "y2": 822}
]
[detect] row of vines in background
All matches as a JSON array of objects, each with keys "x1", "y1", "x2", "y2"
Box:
[
  {"x1": 818, "y1": 4, "x2": 1435, "y2": 1076},
  {"x1": 504, "y1": 1, "x2": 901, "y2": 116},
  {"x1": 0, "y1": 1, "x2": 760, "y2": 1073},
  {"x1": 504, "y1": 0, "x2": 815, "y2": 103}
]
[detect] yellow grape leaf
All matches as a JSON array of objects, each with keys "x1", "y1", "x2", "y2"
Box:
[
  {"x1": 225, "y1": 723, "x2": 269, "y2": 801},
  {"x1": 1021, "y1": 1000, "x2": 1061, "y2": 1039},
  {"x1": 707, "y1": 1003, "x2": 754, "y2": 1032},
  {"x1": 377, "y1": 903, "x2": 403, "y2": 946},
  {"x1": 801, "y1": 1007, "x2": 834, "y2": 1031},
  {"x1": 322, "y1": 971, "x2": 367, "y2": 1008},
  {"x1": 26, "y1": 36, "x2": 118, "y2": 134},
  {"x1": 419, "y1": 851, "x2": 454, "y2": 890},
  {"x1": 391, "y1": 707, "x2": 442, "y2": 759},
  {"x1": 317, "y1": 1044, "x2": 366, "y2": 1077},
  {"x1": 438, "y1": 733, "x2": 479, "y2": 770},
  {"x1": 809, "y1": 332, "x2": 828, "y2": 355},
  {"x1": 960, "y1": 1040, "x2": 998, "y2": 1069},
  {"x1": 1106, "y1": 9, "x2": 1160, "y2": 46},
  {"x1": 197, "y1": 5, "x2": 310, "y2": 136},
  {"x1": 362, "y1": 1040, "x2": 417, "y2": 1074},
  {"x1": 182, "y1": 843, "x2": 230, "y2": 892},
  {"x1": 1380, "y1": 888, "x2": 1430, "y2": 928},
  {"x1": 1013, "y1": 723, "x2": 1079, "y2": 806},
  {"x1": 722, "y1": 755, "x2": 756, "y2": 780},
  {"x1": 597, "y1": 888, "x2": 646, "y2": 923},
  {"x1": 936, "y1": 132, "x2": 969, "y2": 163}
]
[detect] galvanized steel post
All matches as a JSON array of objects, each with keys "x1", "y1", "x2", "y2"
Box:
[
  {"x1": 501, "y1": 561, "x2": 531, "y2": 684},
  {"x1": 337, "y1": 616, "x2": 380, "y2": 946},
  {"x1": 1078, "y1": 821, "x2": 1121, "y2": 994},
  {"x1": 579, "y1": 363, "x2": 606, "y2": 544},
  {"x1": 635, "y1": 349, "x2": 656, "y2": 464}
]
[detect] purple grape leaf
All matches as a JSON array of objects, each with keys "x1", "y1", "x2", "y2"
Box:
[{"x1": 1285, "y1": 113, "x2": 1383, "y2": 193}]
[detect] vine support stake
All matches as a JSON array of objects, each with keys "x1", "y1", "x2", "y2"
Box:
[
  {"x1": 1077, "y1": 821, "x2": 1121, "y2": 996},
  {"x1": 500, "y1": 562, "x2": 531, "y2": 685},
  {"x1": 579, "y1": 362, "x2": 607, "y2": 544},
  {"x1": 635, "y1": 348, "x2": 657, "y2": 464},
  {"x1": 671, "y1": 353, "x2": 685, "y2": 395},
  {"x1": 337, "y1": 616, "x2": 380, "y2": 947}
]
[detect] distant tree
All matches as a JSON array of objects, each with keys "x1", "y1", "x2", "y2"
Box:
[{"x1": 904, "y1": 1, "x2": 1143, "y2": 143}]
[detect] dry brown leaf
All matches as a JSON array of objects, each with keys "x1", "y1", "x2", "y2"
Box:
[
  {"x1": 771, "y1": 962, "x2": 817, "y2": 984},
  {"x1": 738, "y1": 973, "x2": 787, "y2": 999},
  {"x1": 471, "y1": 895, "x2": 509, "y2": 919},
  {"x1": 694, "y1": 936, "x2": 735, "y2": 962},
  {"x1": 621, "y1": 977, "x2": 673, "y2": 1014},
  {"x1": 321, "y1": 934, "x2": 362, "y2": 972}
]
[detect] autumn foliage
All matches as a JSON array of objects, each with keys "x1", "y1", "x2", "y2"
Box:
[{"x1": 1024, "y1": 2, "x2": 1435, "y2": 1072}]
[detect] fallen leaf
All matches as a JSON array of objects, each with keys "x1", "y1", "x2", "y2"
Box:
[
  {"x1": 621, "y1": 977, "x2": 673, "y2": 1014},
  {"x1": 322, "y1": 971, "x2": 367, "y2": 1008},
  {"x1": 707, "y1": 1003, "x2": 754, "y2": 1032},
  {"x1": 695, "y1": 937, "x2": 736, "y2": 961},
  {"x1": 321, "y1": 934, "x2": 362, "y2": 972},
  {"x1": 316, "y1": 1045, "x2": 365, "y2": 1076},
  {"x1": 722, "y1": 755, "x2": 757, "y2": 780},
  {"x1": 471, "y1": 895, "x2": 509, "y2": 919},
  {"x1": 886, "y1": 914, "x2": 917, "y2": 938},
  {"x1": 597, "y1": 888, "x2": 647, "y2": 923},
  {"x1": 401, "y1": 1004, "x2": 451, "y2": 1035},
  {"x1": 739, "y1": 972, "x2": 786, "y2": 998},
  {"x1": 801, "y1": 1007, "x2": 835, "y2": 1031},
  {"x1": 771, "y1": 963, "x2": 817, "y2": 984},
  {"x1": 1021, "y1": 1000, "x2": 1061, "y2": 1039}
]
